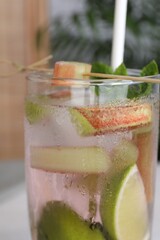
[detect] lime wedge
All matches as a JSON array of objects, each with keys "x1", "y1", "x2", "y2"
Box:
[{"x1": 100, "y1": 164, "x2": 149, "y2": 240}]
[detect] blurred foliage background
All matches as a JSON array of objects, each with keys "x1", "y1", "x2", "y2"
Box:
[{"x1": 46, "y1": 0, "x2": 160, "y2": 69}]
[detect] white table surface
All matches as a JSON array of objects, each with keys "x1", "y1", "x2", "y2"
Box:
[{"x1": 0, "y1": 164, "x2": 159, "y2": 240}]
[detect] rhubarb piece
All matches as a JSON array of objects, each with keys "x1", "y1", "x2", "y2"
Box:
[
  {"x1": 54, "y1": 61, "x2": 91, "y2": 79},
  {"x1": 31, "y1": 146, "x2": 111, "y2": 174},
  {"x1": 70, "y1": 104, "x2": 152, "y2": 136},
  {"x1": 49, "y1": 89, "x2": 71, "y2": 99},
  {"x1": 133, "y1": 126, "x2": 154, "y2": 203}
]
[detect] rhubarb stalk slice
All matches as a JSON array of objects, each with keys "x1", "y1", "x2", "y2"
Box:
[
  {"x1": 70, "y1": 104, "x2": 152, "y2": 136},
  {"x1": 133, "y1": 126, "x2": 154, "y2": 203}
]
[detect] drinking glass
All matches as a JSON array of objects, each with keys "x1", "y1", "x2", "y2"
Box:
[{"x1": 24, "y1": 71, "x2": 159, "y2": 240}]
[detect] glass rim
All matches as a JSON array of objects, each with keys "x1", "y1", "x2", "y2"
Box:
[{"x1": 26, "y1": 69, "x2": 159, "y2": 87}]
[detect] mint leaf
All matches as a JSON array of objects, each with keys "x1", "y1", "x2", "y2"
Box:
[
  {"x1": 91, "y1": 62, "x2": 113, "y2": 78},
  {"x1": 127, "y1": 60, "x2": 159, "y2": 99},
  {"x1": 95, "y1": 85, "x2": 100, "y2": 97},
  {"x1": 91, "y1": 62, "x2": 113, "y2": 97},
  {"x1": 140, "y1": 60, "x2": 159, "y2": 76},
  {"x1": 114, "y1": 63, "x2": 128, "y2": 75},
  {"x1": 127, "y1": 83, "x2": 152, "y2": 99},
  {"x1": 91, "y1": 60, "x2": 159, "y2": 99}
]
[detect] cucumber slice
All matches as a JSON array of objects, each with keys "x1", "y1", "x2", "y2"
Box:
[
  {"x1": 112, "y1": 139, "x2": 139, "y2": 172},
  {"x1": 31, "y1": 146, "x2": 111, "y2": 173}
]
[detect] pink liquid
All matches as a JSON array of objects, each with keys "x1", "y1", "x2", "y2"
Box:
[{"x1": 25, "y1": 98, "x2": 159, "y2": 240}]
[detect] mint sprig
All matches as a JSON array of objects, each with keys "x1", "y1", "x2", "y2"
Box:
[
  {"x1": 91, "y1": 60, "x2": 159, "y2": 99},
  {"x1": 91, "y1": 62, "x2": 112, "y2": 97},
  {"x1": 91, "y1": 63, "x2": 127, "y2": 96},
  {"x1": 127, "y1": 60, "x2": 159, "y2": 99},
  {"x1": 91, "y1": 62, "x2": 128, "y2": 77}
]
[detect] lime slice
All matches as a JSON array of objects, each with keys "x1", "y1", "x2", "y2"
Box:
[
  {"x1": 25, "y1": 96, "x2": 50, "y2": 124},
  {"x1": 38, "y1": 201, "x2": 105, "y2": 240},
  {"x1": 31, "y1": 146, "x2": 111, "y2": 174},
  {"x1": 25, "y1": 100, "x2": 46, "y2": 124},
  {"x1": 100, "y1": 164, "x2": 149, "y2": 240}
]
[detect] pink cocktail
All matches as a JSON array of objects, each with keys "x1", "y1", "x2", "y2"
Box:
[{"x1": 25, "y1": 70, "x2": 159, "y2": 240}]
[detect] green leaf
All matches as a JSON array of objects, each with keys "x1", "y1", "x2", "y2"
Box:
[
  {"x1": 114, "y1": 63, "x2": 128, "y2": 75},
  {"x1": 91, "y1": 60, "x2": 159, "y2": 99},
  {"x1": 95, "y1": 85, "x2": 100, "y2": 96},
  {"x1": 91, "y1": 62, "x2": 113, "y2": 79},
  {"x1": 91, "y1": 62, "x2": 113, "y2": 97},
  {"x1": 127, "y1": 60, "x2": 159, "y2": 99},
  {"x1": 127, "y1": 82, "x2": 152, "y2": 99},
  {"x1": 86, "y1": 10, "x2": 97, "y2": 31},
  {"x1": 140, "y1": 60, "x2": 159, "y2": 76}
]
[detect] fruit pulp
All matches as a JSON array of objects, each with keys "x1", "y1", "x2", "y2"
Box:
[{"x1": 25, "y1": 93, "x2": 159, "y2": 240}]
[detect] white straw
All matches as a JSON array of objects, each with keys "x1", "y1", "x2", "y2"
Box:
[{"x1": 111, "y1": 0, "x2": 128, "y2": 69}]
